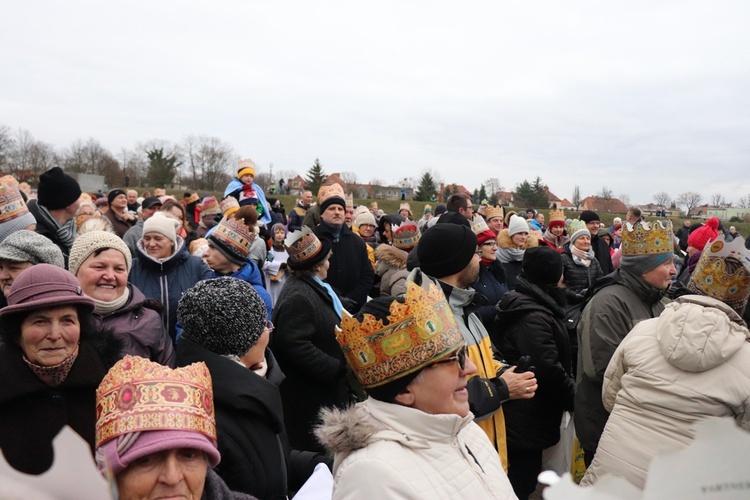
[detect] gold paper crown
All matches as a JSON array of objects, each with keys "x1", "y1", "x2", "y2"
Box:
[
  {"x1": 549, "y1": 209, "x2": 565, "y2": 223},
  {"x1": 485, "y1": 205, "x2": 504, "y2": 222},
  {"x1": 621, "y1": 220, "x2": 674, "y2": 256},
  {"x1": 346, "y1": 193, "x2": 354, "y2": 208},
  {"x1": 471, "y1": 216, "x2": 490, "y2": 236},
  {"x1": 336, "y1": 281, "x2": 464, "y2": 388},
  {"x1": 284, "y1": 226, "x2": 323, "y2": 265},
  {"x1": 95, "y1": 356, "x2": 216, "y2": 448},
  {"x1": 392, "y1": 220, "x2": 420, "y2": 250},
  {"x1": 318, "y1": 183, "x2": 346, "y2": 204},
  {"x1": 688, "y1": 235, "x2": 750, "y2": 311},
  {"x1": 0, "y1": 175, "x2": 29, "y2": 224}
]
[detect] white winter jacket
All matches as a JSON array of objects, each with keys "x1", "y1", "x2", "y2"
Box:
[
  {"x1": 581, "y1": 295, "x2": 750, "y2": 489},
  {"x1": 316, "y1": 398, "x2": 517, "y2": 499}
]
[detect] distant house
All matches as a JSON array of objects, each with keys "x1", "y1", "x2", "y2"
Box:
[
  {"x1": 638, "y1": 203, "x2": 680, "y2": 218},
  {"x1": 688, "y1": 205, "x2": 712, "y2": 218},
  {"x1": 559, "y1": 198, "x2": 576, "y2": 210},
  {"x1": 706, "y1": 207, "x2": 750, "y2": 220},
  {"x1": 580, "y1": 196, "x2": 628, "y2": 214},
  {"x1": 544, "y1": 187, "x2": 563, "y2": 209},
  {"x1": 496, "y1": 191, "x2": 515, "y2": 206},
  {"x1": 287, "y1": 175, "x2": 308, "y2": 194},
  {"x1": 438, "y1": 183, "x2": 472, "y2": 202}
]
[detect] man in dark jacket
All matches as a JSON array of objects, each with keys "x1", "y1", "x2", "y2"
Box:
[
  {"x1": 575, "y1": 220, "x2": 676, "y2": 466},
  {"x1": 312, "y1": 183, "x2": 373, "y2": 311},
  {"x1": 579, "y1": 210, "x2": 613, "y2": 274},
  {"x1": 675, "y1": 219, "x2": 691, "y2": 252},
  {"x1": 288, "y1": 190, "x2": 312, "y2": 231}
]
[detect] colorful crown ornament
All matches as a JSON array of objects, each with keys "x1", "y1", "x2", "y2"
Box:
[
  {"x1": 687, "y1": 234, "x2": 750, "y2": 311},
  {"x1": 199, "y1": 196, "x2": 221, "y2": 216},
  {"x1": 485, "y1": 205, "x2": 504, "y2": 222},
  {"x1": 424, "y1": 204, "x2": 432, "y2": 214},
  {"x1": 471, "y1": 216, "x2": 490, "y2": 236},
  {"x1": 209, "y1": 217, "x2": 254, "y2": 263},
  {"x1": 317, "y1": 183, "x2": 346, "y2": 204},
  {"x1": 336, "y1": 280, "x2": 464, "y2": 388},
  {"x1": 621, "y1": 220, "x2": 674, "y2": 256},
  {"x1": 567, "y1": 219, "x2": 587, "y2": 236},
  {"x1": 95, "y1": 356, "x2": 216, "y2": 448},
  {"x1": 220, "y1": 196, "x2": 240, "y2": 218},
  {"x1": 285, "y1": 226, "x2": 324, "y2": 265},
  {"x1": 392, "y1": 220, "x2": 420, "y2": 250},
  {"x1": 0, "y1": 175, "x2": 30, "y2": 225},
  {"x1": 237, "y1": 158, "x2": 255, "y2": 178}
]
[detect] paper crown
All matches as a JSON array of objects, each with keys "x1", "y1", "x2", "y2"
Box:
[
  {"x1": 399, "y1": 202, "x2": 412, "y2": 214},
  {"x1": 336, "y1": 280, "x2": 465, "y2": 388},
  {"x1": 95, "y1": 356, "x2": 216, "y2": 448},
  {"x1": 621, "y1": 220, "x2": 674, "y2": 256},
  {"x1": 318, "y1": 183, "x2": 346, "y2": 204},
  {"x1": 687, "y1": 235, "x2": 750, "y2": 311},
  {"x1": 471, "y1": 216, "x2": 490, "y2": 236},
  {"x1": 237, "y1": 158, "x2": 255, "y2": 177},
  {"x1": 346, "y1": 193, "x2": 354, "y2": 208},
  {"x1": 424, "y1": 204, "x2": 433, "y2": 214},
  {"x1": 0, "y1": 175, "x2": 30, "y2": 225},
  {"x1": 209, "y1": 217, "x2": 254, "y2": 263},
  {"x1": 549, "y1": 209, "x2": 566, "y2": 223},
  {"x1": 392, "y1": 220, "x2": 420, "y2": 250},
  {"x1": 485, "y1": 205, "x2": 504, "y2": 222},
  {"x1": 567, "y1": 219, "x2": 587, "y2": 235},
  {"x1": 220, "y1": 196, "x2": 240, "y2": 218},
  {"x1": 199, "y1": 196, "x2": 221, "y2": 216},
  {"x1": 285, "y1": 226, "x2": 324, "y2": 266}
]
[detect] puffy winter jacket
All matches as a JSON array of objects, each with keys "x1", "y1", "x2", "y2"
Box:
[
  {"x1": 374, "y1": 244, "x2": 409, "y2": 296},
  {"x1": 471, "y1": 260, "x2": 509, "y2": 345},
  {"x1": 561, "y1": 244, "x2": 603, "y2": 293}
]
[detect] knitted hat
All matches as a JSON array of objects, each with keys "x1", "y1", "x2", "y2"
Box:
[
  {"x1": 567, "y1": 219, "x2": 590, "y2": 244},
  {"x1": 220, "y1": 196, "x2": 240, "y2": 218},
  {"x1": 355, "y1": 211, "x2": 376, "y2": 228},
  {"x1": 140, "y1": 196, "x2": 163, "y2": 210},
  {"x1": 548, "y1": 208, "x2": 566, "y2": 229},
  {"x1": 284, "y1": 227, "x2": 332, "y2": 271},
  {"x1": 69, "y1": 230, "x2": 133, "y2": 277},
  {"x1": 95, "y1": 356, "x2": 220, "y2": 475},
  {"x1": 434, "y1": 204, "x2": 447, "y2": 216},
  {"x1": 107, "y1": 189, "x2": 127, "y2": 205},
  {"x1": 522, "y1": 246, "x2": 563, "y2": 286},
  {"x1": 579, "y1": 210, "x2": 600, "y2": 223},
  {"x1": 37, "y1": 167, "x2": 82, "y2": 210},
  {"x1": 208, "y1": 218, "x2": 255, "y2": 265},
  {"x1": 318, "y1": 183, "x2": 347, "y2": 212},
  {"x1": 142, "y1": 212, "x2": 179, "y2": 248},
  {"x1": 0, "y1": 264, "x2": 94, "y2": 318},
  {"x1": 687, "y1": 234, "x2": 750, "y2": 313},
  {"x1": 613, "y1": 217, "x2": 622, "y2": 225},
  {"x1": 687, "y1": 217, "x2": 720, "y2": 252},
  {"x1": 178, "y1": 277, "x2": 267, "y2": 357},
  {"x1": 0, "y1": 230, "x2": 65, "y2": 268},
  {"x1": 507, "y1": 214, "x2": 530, "y2": 237},
  {"x1": 237, "y1": 158, "x2": 256, "y2": 179},
  {"x1": 0, "y1": 176, "x2": 36, "y2": 243},
  {"x1": 418, "y1": 224, "x2": 477, "y2": 278},
  {"x1": 424, "y1": 204, "x2": 433, "y2": 214},
  {"x1": 199, "y1": 196, "x2": 221, "y2": 217}
]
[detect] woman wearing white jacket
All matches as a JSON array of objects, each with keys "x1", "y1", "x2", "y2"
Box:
[{"x1": 581, "y1": 235, "x2": 750, "y2": 489}]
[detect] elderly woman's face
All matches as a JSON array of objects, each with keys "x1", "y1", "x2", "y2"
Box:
[
  {"x1": 116, "y1": 448, "x2": 207, "y2": 500},
  {"x1": 144, "y1": 232, "x2": 173, "y2": 259},
  {"x1": 21, "y1": 305, "x2": 80, "y2": 366},
  {"x1": 358, "y1": 224, "x2": 375, "y2": 239},
  {"x1": 574, "y1": 234, "x2": 591, "y2": 251},
  {"x1": 77, "y1": 249, "x2": 128, "y2": 302},
  {"x1": 0, "y1": 260, "x2": 32, "y2": 297}
]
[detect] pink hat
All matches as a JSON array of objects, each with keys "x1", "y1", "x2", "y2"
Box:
[{"x1": 0, "y1": 264, "x2": 94, "y2": 318}]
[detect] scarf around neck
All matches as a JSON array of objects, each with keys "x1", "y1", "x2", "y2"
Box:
[
  {"x1": 36, "y1": 203, "x2": 77, "y2": 251},
  {"x1": 91, "y1": 287, "x2": 130, "y2": 316},
  {"x1": 571, "y1": 245, "x2": 594, "y2": 267},
  {"x1": 23, "y1": 344, "x2": 79, "y2": 387}
]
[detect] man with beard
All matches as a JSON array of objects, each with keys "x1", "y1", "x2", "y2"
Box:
[{"x1": 408, "y1": 223, "x2": 537, "y2": 471}]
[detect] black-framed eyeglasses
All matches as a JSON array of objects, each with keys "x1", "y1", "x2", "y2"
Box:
[{"x1": 429, "y1": 345, "x2": 468, "y2": 371}]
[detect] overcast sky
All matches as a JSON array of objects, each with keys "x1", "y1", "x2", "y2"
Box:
[{"x1": 3, "y1": 1, "x2": 749, "y2": 206}]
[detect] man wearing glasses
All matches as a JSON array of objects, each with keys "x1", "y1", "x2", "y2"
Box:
[
  {"x1": 446, "y1": 193, "x2": 475, "y2": 220},
  {"x1": 579, "y1": 210, "x2": 613, "y2": 274},
  {"x1": 317, "y1": 281, "x2": 517, "y2": 499}
]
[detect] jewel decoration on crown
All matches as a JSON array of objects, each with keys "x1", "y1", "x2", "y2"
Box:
[
  {"x1": 392, "y1": 220, "x2": 420, "y2": 250},
  {"x1": 567, "y1": 219, "x2": 587, "y2": 235},
  {"x1": 215, "y1": 217, "x2": 255, "y2": 247},
  {"x1": 284, "y1": 226, "x2": 323, "y2": 264},
  {"x1": 621, "y1": 220, "x2": 674, "y2": 256},
  {"x1": 336, "y1": 280, "x2": 464, "y2": 388},
  {"x1": 471, "y1": 216, "x2": 490, "y2": 236},
  {"x1": 0, "y1": 176, "x2": 28, "y2": 224},
  {"x1": 95, "y1": 356, "x2": 216, "y2": 448},
  {"x1": 687, "y1": 234, "x2": 750, "y2": 310}
]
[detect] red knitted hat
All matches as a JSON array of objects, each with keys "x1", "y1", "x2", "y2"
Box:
[{"x1": 687, "y1": 217, "x2": 719, "y2": 251}]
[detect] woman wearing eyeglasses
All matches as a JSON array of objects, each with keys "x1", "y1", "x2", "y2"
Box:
[{"x1": 471, "y1": 226, "x2": 509, "y2": 345}]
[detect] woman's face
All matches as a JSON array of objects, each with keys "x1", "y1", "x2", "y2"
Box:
[
  {"x1": 143, "y1": 232, "x2": 174, "y2": 259},
  {"x1": 20, "y1": 305, "x2": 80, "y2": 366},
  {"x1": 511, "y1": 232, "x2": 528, "y2": 247},
  {"x1": 116, "y1": 448, "x2": 207, "y2": 500},
  {"x1": 550, "y1": 225, "x2": 564, "y2": 237},
  {"x1": 77, "y1": 249, "x2": 128, "y2": 302},
  {"x1": 0, "y1": 260, "x2": 32, "y2": 297},
  {"x1": 480, "y1": 241, "x2": 498, "y2": 261},
  {"x1": 169, "y1": 206, "x2": 185, "y2": 222},
  {"x1": 383, "y1": 225, "x2": 393, "y2": 243},
  {"x1": 359, "y1": 224, "x2": 375, "y2": 239},
  {"x1": 273, "y1": 226, "x2": 286, "y2": 243},
  {"x1": 574, "y1": 234, "x2": 591, "y2": 251}
]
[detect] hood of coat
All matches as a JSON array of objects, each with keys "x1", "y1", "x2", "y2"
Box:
[
  {"x1": 656, "y1": 295, "x2": 750, "y2": 373},
  {"x1": 497, "y1": 228, "x2": 539, "y2": 250},
  {"x1": 214, "y1": 260, "x2": 263, "y2": 287},
  {"x1": 136, "y1": 235, "x2": 189, "y2": 270},
  {"x1": 375, "y1": 244, "x2": 408, "y2": 270}
]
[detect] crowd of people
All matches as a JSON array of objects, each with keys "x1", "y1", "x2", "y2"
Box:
[{"x1": 0, "y1": 165, "x2": 748, "y2": 499}]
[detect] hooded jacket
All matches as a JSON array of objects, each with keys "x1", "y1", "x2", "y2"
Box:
[
  {"x1": 212, "y1": 260, "x2": 273, "y2": 319},
  {"x1": 581, "y1": 295, "x2": 750, "y2": 488},
  {"x1": 316, "y1": 398, "x2": 517, "y2": 500},
  {"x1": 374, "y1": 244, "x2": 409, "y2": 296}
]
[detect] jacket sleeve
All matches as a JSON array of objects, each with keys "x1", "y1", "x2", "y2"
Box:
[
  {"x1": 602, "y1": 337, "x2": 628, "y2": 413},
  {"x1": 467, "y1": 375, "x2": 508, "y2": 420},
  {"x1": 579, "y1": 294, "x2": 633, "y2": 383},
  {"x1": 344, "y1": 239, "x2": 374, "y2": 308}
]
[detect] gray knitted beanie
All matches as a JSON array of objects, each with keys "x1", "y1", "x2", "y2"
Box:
[
  {"x1": 0, "y1": 230, "x2": 65, "y2": 268},
  {"x1": 177, "y1": 277, "x2": 267, "y2": 357}
]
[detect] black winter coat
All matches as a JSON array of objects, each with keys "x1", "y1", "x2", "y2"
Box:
[
  {"x1": 591, "y1": 234, "x2": 614, "y2": 275},
  {"x1": 496, "y1": 276, "x2": 575, "y2": 450},
  {"x1": 471, "y1": 261, "x2": 509, "y2": 344},
  {"x1": 561, "y1": 244, "x2": 604, "y2": 294}
]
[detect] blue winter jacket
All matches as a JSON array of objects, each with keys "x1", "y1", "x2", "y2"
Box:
[
  {"x1": 212, "y1": 261, "x2": 273, "y2": 318},
  {"x1": 223, "y1": 178, "x2": 272, "y2": 226}
]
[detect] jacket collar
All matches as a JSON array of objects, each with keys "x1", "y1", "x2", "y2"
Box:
[{"x1": 620, "y1": 268, "x2": 666, "y2": 305}]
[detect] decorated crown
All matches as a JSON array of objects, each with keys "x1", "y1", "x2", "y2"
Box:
[
  {"x1": 199, "y1": 196, "x2": 221, "y2": 216},
  {"x1": 485, "y1": 205, "x2": 504, "y2": 222},
  {"x1": 549, "y1": 209, "x2": 565, "y2": 223},
  {"x1": 345, "y1": 193, "x2": 354, "y2": 208},
  {"x1": 392, "y1": 220, "x2": 420, "y2": 250},
  {"x1": 336, "y1": 280, "x2": 464, "y2": 388},
  {"x1": 220, "y1": 196, "x2": 240, "y2": 217},
  {"x1": 95, "y1": 356, "x2": 216, "y2": 448},
  {"x1": 210, "y1": 217, "x2": 254, "y2": 261},
  {"x1": 567, "y1": 219, "x2": 587, "y2": 236},
  {"x1": 237, "y1": 158, "x2": 255, "y2": 177},
  {"x1": 687, "y1": 235, "x2": 750, "y2": 311},
  {"x1": 0, "y1": 176, "x2": 30, "y2": 224},
  {"x1": 471, "y1": 216, "x2": 490, "y2": 236},
  {"x1": 318, "y1": 183, "x2": 346, "y2": 204},
  {"x1": 621, "y1": 220, "x2": 674, "y2": 256},
  {"x1": 285, "y1": 226, "x2": 324, "y2": 265}
]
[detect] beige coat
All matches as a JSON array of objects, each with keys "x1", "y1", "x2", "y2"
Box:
[{"x1": 581, "y1": 295, "x2": 750, "y2": 489}]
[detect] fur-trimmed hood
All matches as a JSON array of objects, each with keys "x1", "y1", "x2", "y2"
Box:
[
  {"x1": 497, "y1": 228, "x2": 539, "y2": 250},
  {"x1": 375, "y1": 243, "x2": 408, "y2": 270}
]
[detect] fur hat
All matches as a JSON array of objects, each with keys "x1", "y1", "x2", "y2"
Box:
[
  {"x1": 0, "y1": 230, "x2": 64, "y2": 268},
  {"x1": 418, "y1": 224, "x2": 477, "y2": 278},
  {"x1": 69, "y1": 230, "x2": 133, "y2": 277},
  {"x1": 687, "y1": 217, "x2": 720, "y2": 252},
  {"x1": 178, "y1": 277, "x2": 267, "y2": 357},
  {"x1": 522, "y1": 246, "x2": 563, "y2": 286},
  {"x1": 37, "y1": 167, "x2": 82, "y2": 210},
  {"x1": 0, "y1": 264, "x2": 94, "y2": 318},
  {"x1": 208, "y1": 218, "x2": 255, "y2": 265},
  {"x1": 142, "y1": 212, "x2": 179, "y2": 248},
  {"x1": 507, "y1": 214, "x2": 530, "y2": 237},
  {"x1": 0, "y1": 176, "x2": 36, "y2": 243}
]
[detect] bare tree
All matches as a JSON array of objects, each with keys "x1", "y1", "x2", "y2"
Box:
[
  {"x1": 572, "y1": 185, "x2": 581, "y2": 210},
  {"x1": 0, "y1": 124, "x2": 14, "y2": 170},
  {"x1": 676, "y1": 191, "x2": 703, "y2": 215},
  {"x1": 26, "y1": 141, "x2": 57, "y2": 181},
  {"x1": 369, "y1": 177, "x2": 386, "y2": 186},
  {"x1": 276, "y1": 169, "x2": 298, "y2": 184},
  {"x1": 653, "y1": 191, "x2": 671, "y2": 207},
  {"x1": 10, "y1": 128, "x2": 35, "y2": 179},
  {"x1": 483, "y1": 177, "x2": 504, "y2": 198},
  {"x1": 340, "y1": 171, "x2": 359, "y2": 185},
  {"x1": 738, "y1": 195, "x2": 750, "y2": 209},
  {"x1": 599, "y1": 186, "x2": 613, "y2": 199},
  {"x1": 59, "y1": 138, "x2": 122, "y2": 186},
  {"x1": 619, "y1": 193, "x2": 631, "y2": 208},
  {"x1": 180, "y1": 135, "x2": 235, "y2": 191},
  {"x1": 710, "y1": 194, "x2": 726, "y2": 207}
]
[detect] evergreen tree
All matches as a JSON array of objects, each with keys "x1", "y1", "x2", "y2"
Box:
[
  {"x1": 146, "y1": 148, "x2": 180, "y2": 187},
  {"x1": 414, "y1": 171, "x2": 438, "y2": 201},
  {"x1": 514, "y1": 176, "x2": 549, "y2": 207},
  {"x1": 478, "y1": 184, "x2": 488, "y2": 203},
  {"x1": 472, "y1": 188, "x2": 479, "y2": 204},
  {"x1": 305, "y1": 158, "x2": 326, "y2": 195}
]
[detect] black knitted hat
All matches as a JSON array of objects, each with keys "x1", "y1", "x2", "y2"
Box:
[
  {"x1": 579, "y1": 210, "x2": 600, "y2": 223},
  {"x1": 418, "y1": 224, "x2": 477, "y2": 278},
  {"x1": 37, "y1": 167, "x2": 82, "y2": 210},
  {"x1": 177, "y1": 277, "x2": 267, "y2": 357},
  {"x1": 521, "y1": 246, "x2": 563, "y2": 286}
]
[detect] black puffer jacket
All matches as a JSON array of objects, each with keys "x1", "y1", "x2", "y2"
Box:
[
  {"x1": 471, "y1": 260, "x2": 509, "y2": 346},
  {"x1": 495, "y1": 276, "x2": 575, "y2": 450},
  {"x1": 561, "y1": 244, "x2": 604, "y2": 294}
]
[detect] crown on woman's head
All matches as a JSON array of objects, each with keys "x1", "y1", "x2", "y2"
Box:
[{"x1": 621, "y1": 220, "x2": 674, "y2": 256}]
